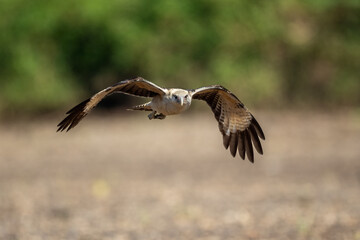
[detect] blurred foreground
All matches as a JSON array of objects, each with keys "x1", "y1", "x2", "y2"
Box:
[{"x1": 0, "y1": 111, "x2": 359, "y2": 240}]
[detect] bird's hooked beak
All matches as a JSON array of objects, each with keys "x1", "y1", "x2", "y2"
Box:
[{"x1": 180, "y1": 97, "x2": 184, "y2": 106}]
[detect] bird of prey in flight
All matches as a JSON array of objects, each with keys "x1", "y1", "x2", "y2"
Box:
[{"x1": 57, "y1": 77, "x2": 265, "y2": 162}]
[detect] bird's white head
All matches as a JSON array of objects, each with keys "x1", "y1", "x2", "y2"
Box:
[{"x1": 168, "y1": 89, "x2": 192, "y2": 108}]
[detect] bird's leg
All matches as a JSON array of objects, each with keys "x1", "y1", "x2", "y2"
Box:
[
  {"x1": 154, "y1": 113, "x2": 166, "y2": 120},
  {"x1": 148, "y1": 111, "x2": 166, "y2": 120},
  {"x1": 148, "y1": 111, "x2": 156, "y2": 120}
]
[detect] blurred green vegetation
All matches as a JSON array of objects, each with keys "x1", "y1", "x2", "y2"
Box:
[{"x1": 0, "y1": 0, "x2": 359, "y2": 115}]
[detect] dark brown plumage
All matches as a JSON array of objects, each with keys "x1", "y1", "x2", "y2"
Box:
[{"x1": 191, "y1": 85, "x2": 265, "y2": 162}]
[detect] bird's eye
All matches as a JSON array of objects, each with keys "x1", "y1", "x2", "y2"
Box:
[
  {"x1": 174, "y1": 95, "x2": 178, "y2": 99},
  {"x1": 184, "y1": 95, "x2": 188, "y2": 98}
]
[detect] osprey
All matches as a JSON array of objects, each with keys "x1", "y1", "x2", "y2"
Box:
[{"x1": 57, "y1": 77, "x2": 265, "y2": 162}]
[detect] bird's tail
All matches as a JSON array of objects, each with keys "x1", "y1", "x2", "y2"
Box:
[{"x1": 127, "y1": 102, "x2": 153, "y2": 111}]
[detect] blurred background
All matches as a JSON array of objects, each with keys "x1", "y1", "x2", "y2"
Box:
[
  {"x1": 0, "y1": 0, "x2": 359, "y2": 239},
  {"x1": 0, "y1": 0, "x2": 360, "y2": 114}
]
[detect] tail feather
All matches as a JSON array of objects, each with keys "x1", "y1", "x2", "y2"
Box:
[{"x1": 127, "y1": 103, "x2": 152, "y2": 111}]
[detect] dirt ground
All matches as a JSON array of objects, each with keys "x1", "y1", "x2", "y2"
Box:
[{"x1": 0, "y1": 110, "x2": 359, "y2": 240}]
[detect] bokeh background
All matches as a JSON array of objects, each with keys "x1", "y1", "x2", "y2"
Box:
[
  {"x1": 0, "y1": 0, "x2": 359, "y2": 239},
  {"x1": 1, "y1": 0, "x2": 360, "y2": 114}
]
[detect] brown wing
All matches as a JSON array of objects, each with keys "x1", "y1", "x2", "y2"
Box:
[
  {"x1": 191, "y1": 85, "x2": 265, "y2": 162},
  {"x1": 57, "y1": 77, "x2": 165, "y2": 132}
]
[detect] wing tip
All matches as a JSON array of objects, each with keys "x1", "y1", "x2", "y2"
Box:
[
  {"x1": 251, "y1": 115, "x2": 265, "y2": 140},
  {"x1": 244, "y1": 130, "x2": 254, "y2": 163},
  {"x1": 223, "y1": 134, "x2": 230, "y2": 149},
  {"x1": 249, "y1": 126, "x2": 263, "y2": 155},
  {"x1": 229, "y1": 133, "x2": 238, "y2": 157},
  {"x1": 57, "y1": 99, "x2": 90, "y2": 133},
  {"x1": 221, "y1": 127, "x2": 261, "y2": 162},
  {"x1": 222, "y1": 129, "x2": 260, "y2": 162}
]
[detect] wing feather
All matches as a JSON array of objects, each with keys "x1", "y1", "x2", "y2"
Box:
[
  {"x1": 223, "y1": 134, "x2": 231, "y2": 149},
  {"x1": 238, "y1": 131, "x2": 246, "y2": 160},
  {"x1": 229, "y1": 132, "x2": 238, "y2": 157},
  {"x1": 249, "y1": 124, "x2": 263, "y2": 154},
  {"x1": 250, "y1": 114, "x2": 265, "y2": 140},
  {"x1": 244, "y1": 130, "x2": 254, "y2": 163},
  {"x1": 57, "y1": 77, "x2": 165, "y2": 132},
  {"x1": 191, "y1": 85, "x2": 265, "y2": 162}
]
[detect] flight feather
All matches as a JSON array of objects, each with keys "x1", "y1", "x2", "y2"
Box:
[{"x1": 191, "y1": 85, "x2": 265, "y2": 162}]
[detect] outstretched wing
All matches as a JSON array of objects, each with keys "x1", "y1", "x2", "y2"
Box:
[
  {"x1": 57, "y1": 77, "x2": 165, "y2": 132},
  {"x1": 191, "y1": 85, "x2": 265, "y2": 162}
]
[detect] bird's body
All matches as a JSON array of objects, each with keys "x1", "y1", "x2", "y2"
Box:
[
  {"x1": 147, "y1": 88, "x2": 191, "y2": 117},
  {"x1": 57, "y1": 77, "x2": 265, "y2": 162}
]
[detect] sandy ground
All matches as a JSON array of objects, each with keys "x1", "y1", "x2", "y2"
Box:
[{"x1": 0, "y1": 110, "x2": 359, "y2": 240}]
